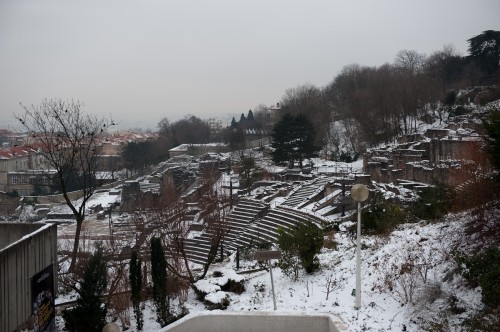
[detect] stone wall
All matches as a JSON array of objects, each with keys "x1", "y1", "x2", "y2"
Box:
[
  {"x1": 365, "y1": 131, "x2": 486, "y2": 186},
  {"x1": 429, "y1": 138, "x2": 483, "y2": 166}
]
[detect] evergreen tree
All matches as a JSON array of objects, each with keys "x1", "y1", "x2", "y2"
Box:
[
  {"x1": 129, "y1": 250, "x2": 143, "y2": 331},
  {"x1": 239, "y1": 113, "x2": 246, "y2": 123},
  {"x1": 277, "y1": 222, "x2": 323, "y2": 280},
  {"x1": 467, "y1": 30, "x2": 500, "y2": 77},
  {"x1": 277, "y1": 225, "x2": 301, "y2": 280},
  {"x1": 63, "y1": 243, "x2": 108, "y2": 332},
  {"x1": 151, "y1": 237, "x2": 171, "y2": 327},
  {"x1": 271, "y1": 113, "x2": 295, "y2": 167},
  {"x1": 230, "y1": 116, "x2": 237, "y2": 128},
  {"x1": 247, "y1": 109, "x2": 254, "y2": 122},
  {"x1": 483, "y1": 110, "x2": 500, "y2": 172},
  {"x1": 293, "y1": 114, "x2": 316, "y2": 167},
  {"x1": 271, "y1": 113, "x2": 317, "y2": 168}
]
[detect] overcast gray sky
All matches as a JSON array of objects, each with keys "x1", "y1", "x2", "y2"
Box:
[{"x1": 1, "y1": 0, "x2": 499, "y2": 130}]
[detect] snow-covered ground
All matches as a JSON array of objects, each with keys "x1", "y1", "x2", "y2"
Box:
[
  {"x1": 175, "y1": 217, "x2": 479, "y2": 332},
  {"x1": 69, "y1": 208, "x2": 480, "y2": 332},
  {"x1": 44, "y1": 155, "x2": 488, "y2": 331}
]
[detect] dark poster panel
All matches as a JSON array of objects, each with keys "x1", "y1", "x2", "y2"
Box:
[{"x1": 32, "y1": 264, "x2": 55, "y2": 332}]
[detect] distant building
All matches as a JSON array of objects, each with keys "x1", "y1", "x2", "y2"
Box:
[
  {"x1": 96, "y1": 131, "x2": 157, "y2": 172},
  {"x1": 207, "y1": 118, "x2": 227, "y2": 133},
  {"x1": 0, "y1": 131, "x2": 157, "y2": 195},
  {"x1": 0, "y1": 146, "x2": 54, "y2": 195},
  {"x1": 0, "y1": 129, "x2": 26, "y2": 147},
  {"x1": 269, "y1": 102, "x2": 282, "y2": 124}
]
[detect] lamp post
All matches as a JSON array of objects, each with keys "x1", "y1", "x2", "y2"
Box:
[{"x1": 351, "y1": 183, "x2": 369, "y2": 309}]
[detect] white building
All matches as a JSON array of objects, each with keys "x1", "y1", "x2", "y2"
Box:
[{"x1": 207, "y1": 118, "x2": 227, "y2": 133}]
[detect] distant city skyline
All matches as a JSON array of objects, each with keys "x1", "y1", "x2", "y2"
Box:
[{"x1": 1, "y1": 0, "x2": 499, "y2": 131}]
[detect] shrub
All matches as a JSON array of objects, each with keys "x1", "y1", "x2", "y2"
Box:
[
  {"x1": 191, "y1": 285, "x2": 208, "y2": 302},
  {"x1": 324, "y1": 222, "x2": 340, "y2": 232},
  {"x1": 204, "y1": 294, "x2": 230, "y2": 310},
  {"x1": 6, "y1": 190, "x2": 19, "y2": 198},
  {"x1": 361, "y1": 192, "x2": 406, "y2": 235},
  {"x1": 323, "y1": 230, "x2": 337, "y2": 250},
  {"x1": 449, "y1": 106, "x2": 467, "y2": 117},
  {"x1": 456, "y1": 246, "x2": 500, "y2": 308},
  {"x1": 483, "y1": 109, "x2": 500, "y2": 171},
  {"x1": 340, "y1": 151, "x2": 359, "y2": 163},
  {"x1": 410, "y1": 184, "x2": 451, "y2": 220},
  {"x1": 379, "y1": 244, "x2": 433, "y2": 305},
  {"x1": 278, "y1": 221, "x2": 323, "y2": 279},
  {"x1": 461, "y1": 308, "x2": 500, "y2": 331},
  {"x1": 330, "y1": 150, "x2": 359, "y2": 163},
  {"x1": 220, "y1": 279, "x2": 245, "y2": 294}
]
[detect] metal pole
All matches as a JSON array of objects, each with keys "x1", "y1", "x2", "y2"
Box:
[
  {"x1": 269, "y1": 259, "x2": 277, "y2": 310},
  {"x1": 230, "y1": 178, "x2": 233, "y2": 208},
  {"x1": 341, "y1": 182, "x2": 346, "y2": 217},
  {"x1": 236, "y1": 247, "x2": 240, "y2": 270},
  {"x1": 355, "y1": 201, "x2": 361, "y2": 309}
]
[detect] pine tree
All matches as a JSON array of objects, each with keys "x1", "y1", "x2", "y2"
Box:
[
  {"x1": 63, "y1": 243, "x2": 108, "y2": 332},
  {"x1": 151, "y1": 237, "x2": 171, "y2": 327},
  {"x1": 271, "y1": 113, "x2": 294, "y2": 167},
  {"x1": 129, "y1": 250, "x2": 143, "y2": 331},
  {"x1": 293, "y1": 114, "x2": 316, "y2": 168},
  {"x1": 247, "y1": 109, "x2": 254, "y2": 122},
  {"x1": 239, "y1": 113, "x2": 246, "y2": 123},
  {"x1": 272, "y1": 113, "x2": 317, "y2": 168}
]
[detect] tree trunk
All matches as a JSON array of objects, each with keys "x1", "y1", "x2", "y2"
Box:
[{"x1": 69, "y1": 216, "x2": 84, "y2": 272}]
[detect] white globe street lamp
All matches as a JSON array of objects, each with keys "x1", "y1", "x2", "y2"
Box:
[{"x1": 351, "y1": 184, "x2": 369, "y2": 309}]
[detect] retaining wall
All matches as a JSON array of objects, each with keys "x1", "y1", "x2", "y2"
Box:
[{"x1": 0, "y1": 223, "x2": 57, "y2": 332}]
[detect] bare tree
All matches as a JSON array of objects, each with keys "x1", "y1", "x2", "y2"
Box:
[
  {"x1": 323, "y1": 274, "x2": 340, "y2": 300},
  {"x1": 199, "y1": 203, "x2": 231, "y2": 279},
  {"x1": 280, "y1": 84, "x2": 331, "y2": 147},
  {"x1": 158, "y1": 115, "x2": 211, "y2": 147},
  {"x1": 252, "y1": 104, "x2": 272, "y2": 129},
  {"x1": 15, "y1": 99, "x2": 114, "y2": 271},
  {"x1": 378, "y1": 242, "x2": 434, "y2": 305},
  {"x1": 132, "y1": 175, "x2": 232, "y2": 285},
  {"x1": 394, "y1": 50, "x2": 428, "y2": 134},
  {"x1": 424, "y1": 44, "x2": 463, "y2": 96},
  {"x1": 395, "y1": 49, "x2": 426, "y2": 74},
  {"x1": 192, "y1": 166, "x2": 232, "y2": 279}
]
